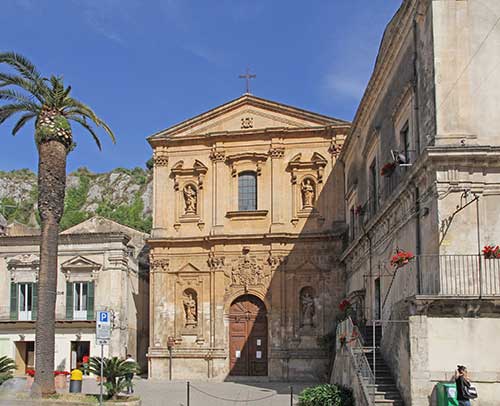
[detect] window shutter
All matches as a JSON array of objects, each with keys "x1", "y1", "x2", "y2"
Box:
[
  {"x1": 10, "y1": 283, "x2": 18, "y2": 320},
  {"x1": 87, "y1": 281, "x2": 95, "y2": 320},
  {"x1": 32, "y1": 282, "x2": 38, "y2": 320},
  {"x1": 66, "y1": 281, "x2": 73, "y2": 320}
]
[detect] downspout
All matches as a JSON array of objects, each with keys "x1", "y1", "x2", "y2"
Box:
[{"x1": 413, "y1": 14, "x2": 423, "y2": 294}]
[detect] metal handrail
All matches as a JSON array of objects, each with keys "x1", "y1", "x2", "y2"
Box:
[{"x1": 337, "y1": 317, "x2": 375, "y2": 405}]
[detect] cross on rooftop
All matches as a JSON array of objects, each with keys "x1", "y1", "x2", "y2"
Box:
[{"x1": 239, "y1": 67, "x2": 256, "y2": 94}]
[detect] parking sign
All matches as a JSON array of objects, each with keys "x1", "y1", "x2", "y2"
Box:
[{"x1": 96, "y1": 311, "x2": 111, "y2": 342}]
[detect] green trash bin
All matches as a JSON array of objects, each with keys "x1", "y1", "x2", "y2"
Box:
[{"x1": 436, "y1": 382, "x2": 459, "y2": 406}]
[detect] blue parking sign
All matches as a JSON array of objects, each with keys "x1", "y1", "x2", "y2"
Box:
[{"x1": 98, "y1": 311, "x2": 110, "y2": 323}]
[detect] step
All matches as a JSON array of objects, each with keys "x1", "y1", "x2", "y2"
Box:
[
  {"x1": 373, "y1": 399, "x2": 404, "y2": 406},
  {"x1": 374, "y1": 391, "x2": 403, "y2": 401}
]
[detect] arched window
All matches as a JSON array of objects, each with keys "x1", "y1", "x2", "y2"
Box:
[{"x1": 238, "y1": 171, "x2": 257, "y2": 211}]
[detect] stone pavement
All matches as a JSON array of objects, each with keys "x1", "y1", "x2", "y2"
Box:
[{"x1": 82, "y1": 377, "x2": 314, "y2": 406}]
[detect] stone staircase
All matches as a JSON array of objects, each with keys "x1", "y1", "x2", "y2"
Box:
[{"x1": 361, "y1": 326, "x2": 404, "y2": 406}]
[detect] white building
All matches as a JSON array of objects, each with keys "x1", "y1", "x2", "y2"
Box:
[{"x1": 0, "y1": 216, "x2": 149, "y2": 375}]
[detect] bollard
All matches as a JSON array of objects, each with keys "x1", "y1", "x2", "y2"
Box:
[
  {"x1": 69, "y1": 369, "x2": 83, "y2": 393},
  {"x1": 187, "y1": 381, "x2": 190, "y2": 406},
  {"x1": 290, "y1": 385, "x2": 293, "y2": 406}
]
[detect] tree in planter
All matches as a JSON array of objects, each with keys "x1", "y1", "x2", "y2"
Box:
[
  {"x1": 88, "y1": 357, "x2": 140, "y2": 399},
  {"x1": 0, "y1": 52, "x2": 115, "y2": 396},
  {"x1": 0, "y1": 356, "x2": 16, "y2": 386}
]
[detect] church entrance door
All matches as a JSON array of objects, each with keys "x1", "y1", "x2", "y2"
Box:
[{"x1": 229, "y1": 295, "x2": 268, "y2": 376}]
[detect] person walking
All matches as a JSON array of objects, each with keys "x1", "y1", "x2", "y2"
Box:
[
  {"x1": 455, "y1": 365, "x2": 473, "y2": 406},
  {"x1": 124, "y1": 354, "x2": 136, "y2": 395}
]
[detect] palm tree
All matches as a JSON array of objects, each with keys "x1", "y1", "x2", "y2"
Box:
[{"x1": 0, "y1": 52, "x2": 115, "y2": 396}]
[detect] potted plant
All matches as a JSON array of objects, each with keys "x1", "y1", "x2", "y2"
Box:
[
  {"x1": 483, "y1": 245, "x2": 500, "y2": 259},
  {"x1": 88, "y1": 357, "x2": 140, "y2": 400},
  {"x1": 381, "y1": 162, "x2": 397, "y2": 177},
  {"x1": 54, "y1": 370, "x2": 70, "y2": 389},
  {"x1": 390, "y1": 250, "x2": 415, "y2": 268},
  {"x1": 25, "y1": 369, "x2": 35, "y2": 388},
  {"x1": 339, "y1": 299, "x2": 352, "y2": 313}
]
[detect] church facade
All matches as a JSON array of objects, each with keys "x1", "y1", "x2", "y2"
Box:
[{"x1": 147, "y1": 94, "x2": 349, "y2": 380}]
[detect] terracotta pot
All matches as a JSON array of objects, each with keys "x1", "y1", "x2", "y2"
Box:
[
  {"x1": 54, "y1": 374, "x2": 67, "y2": 389},
  {"x1": 25, "y1": 376, "x2": 34, "y2": 389}
]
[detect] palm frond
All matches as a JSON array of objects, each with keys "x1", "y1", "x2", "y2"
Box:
[
  {"x1": 0, "y1": 72, "x2": 46, "y2": 103},
  {"x1": 0, "y1": 356, "x2": 16, "y2": 375},
  {"x1": 12, "y1": 112, "x2": 36, "y2": 135},
  {"x1": 64, "y1": 100, "x2": 115, "y2": 143},
  {"x1": 0, "y1": 102, "x2": 39, "y2": 124},
  {"x1": 69, "y1": 116, "x2": 102, "y2": 150},
  {"x1": 0, "y1": 52, "x2": 50, "y2": 96},
  {"x1": 0, "y1": 89, "x2": 37, "y2": 105}
]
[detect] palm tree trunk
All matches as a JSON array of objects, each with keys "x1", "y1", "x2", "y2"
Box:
[{"x1": 32, "y1": 140, "x2": 67, "y2": 397}]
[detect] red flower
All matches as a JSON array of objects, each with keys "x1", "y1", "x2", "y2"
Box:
[
  {"x1": 381, "y1": 162, "x2": 397, "y2": 177},
  {"x1": 390, "y1": 251, "x2": 415, "y2": 268},
  {"x1": 483, "y1": 245, "x2": 500, "y2": 259},
  {"x1": 26, "y1": 369, "x2": 35, "y2": 377},
  {"x1": 339, "y1": 299, "x2": 351, "y2": 312},
  {"x1": 54, "y1": 371, "x2": 70, "y2": 376}
]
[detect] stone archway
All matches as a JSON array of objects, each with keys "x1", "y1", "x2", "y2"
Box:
[{"x1": 228, "y1": 294, "x2": 268, "y2": 376}]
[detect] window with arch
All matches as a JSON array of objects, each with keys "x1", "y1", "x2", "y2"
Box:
[{"x1": 238, "y1": 171, "x2": 257, "y2": 211}]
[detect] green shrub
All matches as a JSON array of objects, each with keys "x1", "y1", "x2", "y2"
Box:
[
  {"x1": 298, "y1": 384, "x2": 353, "y2": 406},
  {"x1": 88, "y1": 357, "x2": 139, "y2": 399},
  {"x1": 0, "y1": 356, "x2": 16, "y2": 386}
]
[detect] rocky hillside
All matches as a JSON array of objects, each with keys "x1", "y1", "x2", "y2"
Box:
[{"x1": 0, "y1": 167, "x2": 153, "y2": 233}]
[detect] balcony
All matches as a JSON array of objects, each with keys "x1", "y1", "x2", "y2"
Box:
[{"x1": 379, "y1": 254, "x2": 500, "y2": 320}]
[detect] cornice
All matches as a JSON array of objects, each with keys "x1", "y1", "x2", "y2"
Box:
[
  {"x1": 338, "y1": 0, "x2": 416, "y2": 163},
  {"x1": 0, "y1": 232, "x2": 130, "y2": 247}
]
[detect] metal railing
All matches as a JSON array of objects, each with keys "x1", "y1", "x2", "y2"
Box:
[
  {"x1": 337, "y1": 317, "x2": 375, "y2": 405},
  {"x1": 379, "y1": 254, "x2": 500, "y2": 321}
]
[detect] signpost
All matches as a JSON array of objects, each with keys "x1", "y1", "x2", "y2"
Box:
[
  {"x1": 167, "y1": 336, "x2": 175, "y2": 380},
  {"x1": 96, "y1": 311, "x2": 111, "y2": 406}
]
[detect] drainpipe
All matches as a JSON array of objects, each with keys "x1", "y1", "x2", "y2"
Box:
[{"x1": 413, "y1": 14, "x2": 423, "y2": 294}]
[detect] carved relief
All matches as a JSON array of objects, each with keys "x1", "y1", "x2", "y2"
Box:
[
  {"x1": 209, "y1": 147, "x2": 226, "y2": 162},
  {"x1": 153, "y1": 151, "x2": 169, "y2": 167},
  {"x1": 183, "y1": 289, "x2": 198, "y2": 327},
  {"x1": 301, "y1": 178, "x2": 316, "y2": 208},
  {"x1": 183, "y1": 184, "x2": 197, "y2": 214},
  {"x1": 300, "y1": 287, "x2": 315, "y2": 328},
  {"x1": 267, "y1": 253, "x2": 286, "y2": 271},
  {"x1": 269, "y1": 147, "x2": 285, "y2": 159},
  {"x1": 228, "y1": 249, "x2": 268, "y2": 290},
  {"x1": 207, "y1": 253, "x2": 225, "y2": 271},
  {"x1": 241, "y1": 117, "x2": 254, "y2": 129},
  {"x1": 150, "y1": 257, "x2": 169, "y2": 273}
]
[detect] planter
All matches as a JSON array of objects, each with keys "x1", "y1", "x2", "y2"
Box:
[
  {"x1": 390, "y1": 251, "x2": 415, "y2": 268},
  {"x1": 25, "y1": 376, "x2": 34, "y2": 389},
  {"x1": 483, "y1": 245, "x2": 500, "y2": 259},
  {"x1": 54, "y1": 374, "x2": 67, "y2": 390}
]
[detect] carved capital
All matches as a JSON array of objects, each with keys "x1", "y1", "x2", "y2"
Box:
[
  {"x1": 267, "y1": 253, "x2": 286, "y2": 270},
  {"x1": 151, "y1": 256, "x2": 169, "y2": 273},
  {"x1": 154, "y1": 152, "x2": 169, "y2": 167},
  {"x1": 207, "y1": 253, "x2": 225, "y2": 270},
  {"x1": 269, "y1": 147, "x2": 285, "y2": 159},
  {"x1": 210, "y1": 147, "x2": 226, "y2": 162}
]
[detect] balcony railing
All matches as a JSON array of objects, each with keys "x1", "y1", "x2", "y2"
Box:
[{"x1": 379, "y1": 254, "x2": 500, "y2": 320}]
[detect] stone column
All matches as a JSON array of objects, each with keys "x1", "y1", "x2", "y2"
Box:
[
  {"x1": 152, "y1": 146, "x2": 169, "y2": 238},
  {"x1": 210, "y1": 146, "x2": 226, "y2": 234},
  {"x1": 269, "y1": 144, "x2": 285, "y2": 232}
]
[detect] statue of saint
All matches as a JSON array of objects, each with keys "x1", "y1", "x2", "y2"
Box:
[
  {"x1": 183, "y1": 185, "x2": 197, "y2": 214},
  {"x1": 183, "y1": 292, "x2": 197, "y2": 326},
  {"x1": 301, "y1": 290, "x2": 315, "y2": 327},
  {"x1": 301, "y1": 179, "x2": 315, "y2": 208}
]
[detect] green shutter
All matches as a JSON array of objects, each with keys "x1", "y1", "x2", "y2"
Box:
[
  {"x1": 32, "y1": 283, "x2": 38, "y2": 320},
  {"x1": 87, "y1": 281, "x2": 95, "y2": 321},
  {"x1": 66, "y1": 282, "x2": 73, "y2": 320},
  {"x1": 10, "y1": 283, "x2": 18, "y2": 320}
]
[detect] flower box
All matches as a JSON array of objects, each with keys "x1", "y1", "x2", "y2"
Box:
[
  {"x1": 483, "y1": 245, "x2": 500, "y2": 259},
  {"x1": 24, "y1": 370, "x2": 69, "y2": 389},
  {"x1": 381, "y1": 162, "x2": 397, "y2": 177},
  {"x1": 390, "y1": 251, "x2": 415, "y2": 268}
]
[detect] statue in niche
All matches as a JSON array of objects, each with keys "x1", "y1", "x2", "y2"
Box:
[
  {"x1": 300, "y1": 289, "x2": 315, "y2": 327},
  {"x1": 301, "y1": 179, "x2": 315, "y2": 208},
  {"x1": 183, "y1": 184, "x2": 197, "y2": 214},
  {"x1": 183, "y1": 290, "x2": 197, "y2": 327}
]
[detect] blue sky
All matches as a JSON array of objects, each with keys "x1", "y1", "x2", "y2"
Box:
[{"x1": 0, "y1": 0, "x2": 401, "y2": 173}]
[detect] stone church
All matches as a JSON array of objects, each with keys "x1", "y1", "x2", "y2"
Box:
[{"x1": 147, "y1": 94, "x2": 349, "y2": 380}]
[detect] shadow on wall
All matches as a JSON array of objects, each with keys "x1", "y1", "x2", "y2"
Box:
[{"x1": 224, "y1": 159, "x2": 346, "y2": 381}]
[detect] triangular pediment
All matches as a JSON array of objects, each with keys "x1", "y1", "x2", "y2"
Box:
[
  {"x1": 148, "y1": 94, "x2": 348, "y2": 140},
  {"x1": 177, "y1": 263, "x2": 201, "y2": 273},
  {"x1": 61, "y1": 255, "x2": 101, "y2": 270},
  {"x1": 61, "y1": 216, "x2": 147, "y2": 237}
]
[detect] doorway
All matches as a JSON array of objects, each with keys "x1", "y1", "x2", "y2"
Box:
[
  {"x1": 229, "y1": 294, "x2": 268, "y2": 376},
  {"x1": 70, "y1": 341, "x2": 90, "y2": 370},
  {"x1": 14, "y1": 341, "x2": 35, "y2": 374}
]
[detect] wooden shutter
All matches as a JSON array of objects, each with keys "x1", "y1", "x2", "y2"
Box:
[
  {"x1": 87, "y1": 281, "x2": 95, "y2": 320},
  {"x1": 66, "y1": 281, "x2": 73, "y2": 320},
  {"x1": 32, "y1": 282, "x2": 38, "y2": 320},
  {"x1": 10, "y1": 283, "x2": 18, "y2": 320}
]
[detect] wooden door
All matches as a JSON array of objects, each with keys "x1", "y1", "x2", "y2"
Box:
[{"x1": 229, "y1": 295, "x2": 268, "y2": 376}]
